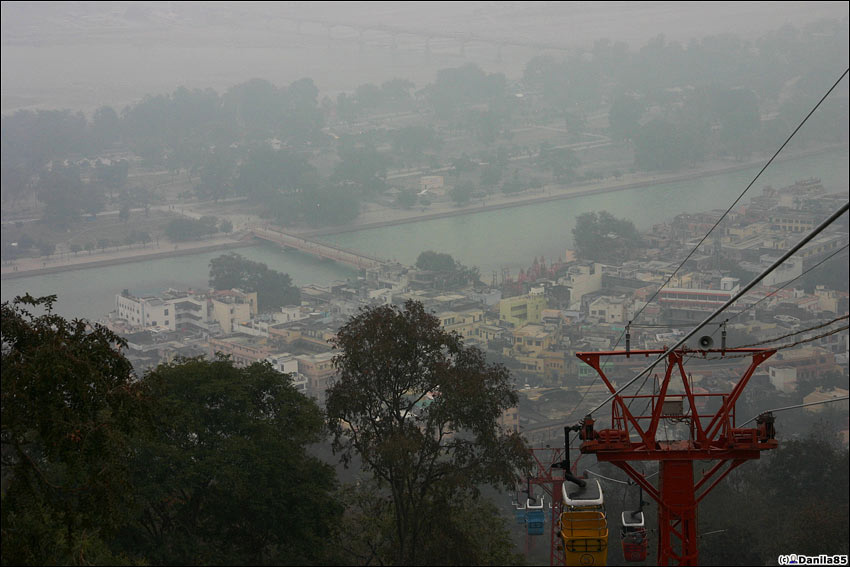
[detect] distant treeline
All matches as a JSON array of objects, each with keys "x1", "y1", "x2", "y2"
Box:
[{"x1": 2, "y1": 19, "x2": 847, "y2": 228}]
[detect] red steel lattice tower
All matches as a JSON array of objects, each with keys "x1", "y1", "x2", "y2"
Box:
[
  {"x1": 523, "y1": 447, "x2": 569, "y2": 566},
  {"x1": 576, "y1": 347, "x2": 778, "y2": 566}
]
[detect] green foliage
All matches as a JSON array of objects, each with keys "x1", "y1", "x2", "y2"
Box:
[
  {"x1": 222, "y1": 79, "x2": 286, "y2": 139},
  {"x1": 91, "y1": 106, "x2": 121, "y2": 150},
  {"x1": 396, "y1": 189, "x2": 417, "y2": 209},
  {"x1": 451, "y1": 154, "x2": 478, "y2": 176},
  {"x1": 572, "y1": 211, "x2": 643, "y2": 263},
  {"x1": 381, "y1": 78, "x2": 415, "y2": 107},
  {"x1": 165, "y1": 217, "x2": 218, "y2": 242},
  {"x1": 209, "y1": 253, "x2": 300, "y2": 311},
  {"x1": 608, "y1": 94, "x2": 644, "y2": 141},
  {"x1": 302, "y1": 184, "x2": 361, "y2": 227},
  {"x1": 335, "y1": 480, "x2": 524, "y2": 566},
  {"x1": 391, "y1": 126, "x2": 442, "y2": 157},
  {"x1": 501, "y1": 170, "x2": 523, "y2": 194},
  {"x1": 426, "y1": 64, "x2": 507, "y2": 119},
  {"x1": 1, "y1": 294, "x2": 149, "y2": 565},
  {"x1": 120, "y1": 357, "x2": 341, "y2": 565},
  {"x1": 450, "y1": 182, "x2": 474, "y2": 206},
  {"x1": 633, "y1": 118, "x2": 694, "y2": 171},
  {"x1": 480, "y1": 163, "x2": 503, "y2": 188},
  {"x1": 237, "y1": 146, "x2": 318, "y2": 203},
  {"x1": 95, "y1": 160, "x2": 129, "y2": 196},
  {"x1": 467, "y1": 110, "x2": 502, "y2": 145},
  {"x1": 699, "y1": 435, "x2": 849, "y2": 564},
  {"x1": 415, "y1": 251, "x2": 481, "y2": 289},
  {"x1": 711, "y1": 87, "x2": 760, "y2": 158},
  {"x1": 332, "y1": 141, "x2": 388, "y2": 194},
  {"x1": 197, "y1": 148, "x2": 236, "y2": 201},
  {"x1": 354, "y1": 83, "x2": 384, "y2": 112},
  {"x1": 37, "y1": 163, "x2": 84, "y2": 228},
  {"x1": 416, "y1": 250, "x2": 457, "y2": 272},
  {"x1": 326, "y1": 300, "x2": 530, "y2": 564}
]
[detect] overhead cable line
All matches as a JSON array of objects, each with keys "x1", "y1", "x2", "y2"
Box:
[
  {"x1": 628, "y1": 67, "x2": 849, "y2": 326},
  {"x1": 734, "y1": 314, "x2": 848, "y2": 348},
  {"x1": 586, "y1": 201, "x2": 849, "y2": 417},
  {"x1": 617, "y1": 68, "x2": 849, "y2": 407},
  {"x1": 568, "y1": 68, "x2": 848, "y2": 421},
  {"x1": 712, "y1": 323, "x2": 848, "y2": 359},
  {"x1": 720, "y1": 244, "x2": 849, "y2": 326},
  {"x1": 585, "y1": 469, "x2": 630, "y2": 485},
  {"x1": 629, "y1": 323, "x2": 720, "y2": 329},
  {"x1": 740, "y1": 396, "x2": 850, "y2": 427},
  {"x1": 564, "y1": 328, "x2": 627, "y2": 420}
]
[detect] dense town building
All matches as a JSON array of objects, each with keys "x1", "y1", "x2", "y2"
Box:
[{"x1": 102, "y1": 177, "x2": 848, "y2": 443}]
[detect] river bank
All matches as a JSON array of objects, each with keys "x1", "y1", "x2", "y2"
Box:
[
  {"x1": 2, "y1": 144, "x2": 845, "y2": 279},
  {"x1": 297, "y1": 144, "x2": 847, "y2": 238},
  {"x1": 1, "y1": 239, "x2": 254, "y2": 281},
  {"x1": 4, "y1": 148, "x2": 846, "y2": 321}
]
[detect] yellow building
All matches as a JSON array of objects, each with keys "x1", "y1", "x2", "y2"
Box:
[
  {"x1": 209, "y1": 334, "x2": 273, "y2": 367},
  {"x1": 803, "y1": 387, "x2": 849, "y2": 413},
  {"x1": 210, "y1": 290, "x2": 258, "y2": 334},
  {"x1": 437, "y1": 308, "x2": 485, "y2": 339},
  {"x1": 510, "y1": 324, "x2": 554, "y2": 356},
  {"x1": 296, "y1": 352, "x2": 337, "y2": 404},
  {"x1": 499, "y1": 293, "x2": 547, "y2": 327},
  {"x1": 504, "y1": 324, "x2": 568, "y2": 383}
]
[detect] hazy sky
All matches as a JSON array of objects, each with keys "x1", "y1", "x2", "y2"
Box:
[{"x1": 2, "y1": 1, "x2": 848, "y2": 113}]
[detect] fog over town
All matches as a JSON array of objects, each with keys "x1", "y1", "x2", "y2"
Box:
[{"x1": 2, "y1": 2, "x2": 848, "y2": 566}]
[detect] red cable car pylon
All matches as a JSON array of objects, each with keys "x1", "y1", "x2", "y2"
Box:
[{"x1": 575, "y1": 347, "x2": 778, "y2": 566}]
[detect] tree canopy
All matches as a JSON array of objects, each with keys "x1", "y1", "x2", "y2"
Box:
[
  {"x1": 572, "y1": 211, "x2": 644, "y2": 263},
  {"x1": 1, "y1": 294, "x2": 149, "y2": 565},
  {"x1": 415, "y1": 250, "x2": 481, "y2": 289},
  {"x1": 120, "y1": 356, "x2": 341, "y2": 565},
  {"x1": 1, "y1": 295, "x2": 342, "y2": 565},
  {"x1": 209, "y1": 252, "x2": 300, "y2": 311},
  {"x1": 325, "y1": 300, "x2": 529, "y2": 564},
  {"x1": 415, "y1": 250, "x2": 457, "y2": 272}
]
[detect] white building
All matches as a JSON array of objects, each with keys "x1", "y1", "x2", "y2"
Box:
[
  {"x1": 115, "y1": 290, "x2": 213, "y2": 333},
  {"x1": 558, "y1": 263, "x2": 603, "y2": 310},
  {"x1": 266, "y1": 353, "x2": 309, "y2": 394},
  {"x1": 115, "y1": 292, "x2": 180, "y2": 331},
  {"x1": 769, "y1": 366, "x2": 797, "y2": 393}
]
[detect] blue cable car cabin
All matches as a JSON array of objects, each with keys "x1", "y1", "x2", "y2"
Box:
[{"x1": 526, "y1": 496, "x2": 545, "y2": 536}]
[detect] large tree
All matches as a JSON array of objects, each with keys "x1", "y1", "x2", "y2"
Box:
[
  {"x1": 325, "y1": 300, "x2": 529, "y2": 565},
  {"x1": 415, "y1": 250, "x2": 481, "y2": 289},
  {"x1": 209, "y1": 252, "x2": 300, "y2": 311},
  {"x1": 120, "y1": 357, "x2": 341, "y2": 565},
  {"x1": 1, "y1": 294, "x2": 149, "y2": 565},
  {"x1": 572, "y1": 210, "x2": 644, "y2": 263}
]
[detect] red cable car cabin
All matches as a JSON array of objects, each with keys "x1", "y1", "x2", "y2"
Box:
[{"x1": 621, "y1": 510, "x2": 648, "y2": 562}]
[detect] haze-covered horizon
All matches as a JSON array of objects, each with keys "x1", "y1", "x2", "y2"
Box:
[{"x1": 3, "y1": 1, "x2": 848, "y2": 114}]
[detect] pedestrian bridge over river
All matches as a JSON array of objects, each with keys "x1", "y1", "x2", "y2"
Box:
[{"x1": 245, "y1": 227, "x2": 387, "y2": 271}]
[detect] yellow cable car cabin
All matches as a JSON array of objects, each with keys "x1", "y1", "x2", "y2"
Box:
[{"x1": 560, "y1": 478, "x2": 608, "y2": 566}]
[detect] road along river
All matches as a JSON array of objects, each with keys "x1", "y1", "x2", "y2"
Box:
[{"x1": 3, "y1": 149, "x2": 847, "y2": 321}]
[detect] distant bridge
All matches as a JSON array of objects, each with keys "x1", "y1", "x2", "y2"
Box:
[
  {"x1": 282, "y1": 16, "x2": 574, "y2": 55},
  {"x1": 247, "y1": 227, "x2": 388, "y2": 271}
]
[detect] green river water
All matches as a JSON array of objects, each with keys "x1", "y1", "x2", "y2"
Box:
[{"x1": 3, "y1": 149, "x2": 847, "y2": 321}]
